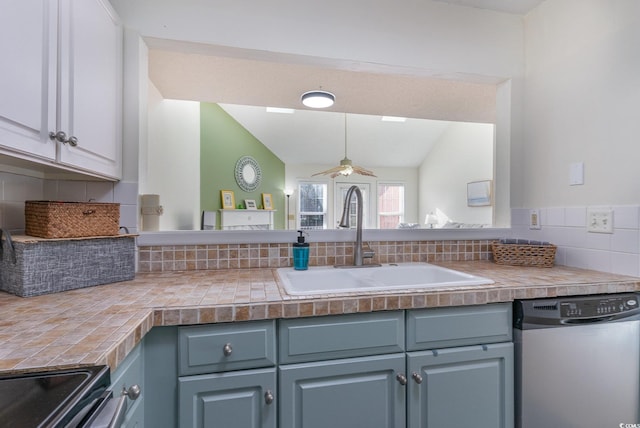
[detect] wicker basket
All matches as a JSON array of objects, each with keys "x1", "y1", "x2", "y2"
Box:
[
  {"x1": 25, "y1": 201, "x2": 120, "y2": 239},
  {"x1": 491, "y1": 242, "x2": 557, "y2": 268}
]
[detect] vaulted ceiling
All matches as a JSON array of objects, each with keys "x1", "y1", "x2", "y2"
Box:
[{"x1": 147, "y1": 0, "x2": 541, "y2": 167}]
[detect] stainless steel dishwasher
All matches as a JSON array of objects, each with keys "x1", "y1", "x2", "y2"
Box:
[{"x1": 514, "y1": 293, "x2": 640, "y2": 428}]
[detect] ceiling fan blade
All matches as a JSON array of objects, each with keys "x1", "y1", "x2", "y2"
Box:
[
  {"x1": 311, "y1": 165, "x2": 345, "y2": 176},
  {"x1": 353, "y1": 165, "x2": 377, "y2": 177}
]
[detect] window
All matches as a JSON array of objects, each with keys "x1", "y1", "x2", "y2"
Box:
[
  {"x1": 377, "y1": 183, "x2": 405, "y2": 229},
  {"x1": 298, "y1": 182, "x2": 328, "y2": 229}
]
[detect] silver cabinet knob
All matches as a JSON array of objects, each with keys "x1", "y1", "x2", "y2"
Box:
[
  {"x1": 411, "y1": 372, "x2": 423, "y2": 384},
  {"x1": 396, "y1": 373, "x2": 407, "y2": 385},
  {"x1": 264, "y1": 390, "x2": 274, "y2": 405},
  {"x1": 49, "y1": 131, "x2": 67, "y2": 142},
  {"x1": 66, "y1": 135, "x2": 78, "y2": 147},
  {"x1": 223, "y1": 343, "x2": 233, "y2": 357},
  {"x1": 49, "y1": 131, "x2": 78, "y2": 146},
  {"x1": 122, "y1": 384, "x2": 141, "y2": 400}
]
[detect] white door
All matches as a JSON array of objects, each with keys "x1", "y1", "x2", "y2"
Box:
[
  {"x1": 335, "y1": 183, "x2": 371, "y2": 229},
  {"x1": 0, "y1": 0, "x2": 57, "y2": 160},
  {"x1": 58, "y1": 0, "x2": 122, "y2": 179}
]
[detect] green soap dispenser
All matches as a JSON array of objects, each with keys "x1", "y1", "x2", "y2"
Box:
[{"x1": 293, "y1": 230, "x2": 309, "y2": 270}]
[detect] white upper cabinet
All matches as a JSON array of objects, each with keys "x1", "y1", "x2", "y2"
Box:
[
  {"x1": 57, "y1": 0, "x2": 122, "y2": 178},
  {"x1": 0, "y1": 1, "x2": 57, "y2": 160},
  {"x1": 0, "y1": 0, "x2": 123, "y2": 180}
]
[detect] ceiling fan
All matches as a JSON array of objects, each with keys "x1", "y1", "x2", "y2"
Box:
[{"x1": 312, "y1": 114, "x2": 376, "y2": 178}]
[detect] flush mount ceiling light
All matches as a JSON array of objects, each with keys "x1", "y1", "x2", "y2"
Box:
[
  {"x1": 381, "y1": 116, "x2": 407, "y2": 122},
  {"x1": 313, "y1": 114, "x2": 376, "y2": 178},
  {"x1": 266, "y1": 107, "x2": 294, "y2": 114},
  {"x1": 301, "y1": 90, "x2": 335, "y2": 109}
]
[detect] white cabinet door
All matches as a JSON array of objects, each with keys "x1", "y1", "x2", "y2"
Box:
[
  {"x1": 0, "y1": 0, "x2": 57, "y2": 160},
  {"x1": 58, "y1": 0, "x2": 122, "y2": 179}
]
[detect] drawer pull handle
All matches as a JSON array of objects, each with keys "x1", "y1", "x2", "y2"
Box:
[
  {"x1": 264, "y1": 390, "x2": 274, "y2": 405},
  {"x1": 223, "y1": 343, "x2": 233, "y2": 357},
  {"x1": 396, "y1": 373, "x2": 407, "y2": 386},
  {"x1": 122, "y1": 384, "x2": 141, "y2": 401},
  {"x1": 411, "y1": 372, "x2": 423, "y2": 384}
]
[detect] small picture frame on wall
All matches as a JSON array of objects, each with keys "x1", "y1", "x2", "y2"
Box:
[
  {"x1": 244, "y1": 199, "x2": 257, "y2": 210},
  {"x1": 221, "y1": 190, "x2": 235, "y2": 209},
  {"x1": 467, "y1": 180, "x2": 492, "y2": 207},
  {"x1": 262, "y1": 193, "x2": 273, "y2": 210}
]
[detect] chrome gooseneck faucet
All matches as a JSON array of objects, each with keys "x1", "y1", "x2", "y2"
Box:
[{"x1": 338, "y1": 185, "x2": 378, "y2": 267}]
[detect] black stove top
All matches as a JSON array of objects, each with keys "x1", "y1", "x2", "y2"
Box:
[{"x1": 0, "y1": 366, "x2": 110, "y2": 427}]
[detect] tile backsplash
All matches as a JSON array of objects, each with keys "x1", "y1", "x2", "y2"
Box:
[
  {"x1": 138, "y1": 240, "x2": 494, "y2": 272},
  {"x1": 511, "y1": 206, "x2": 640, "y2": 277}
]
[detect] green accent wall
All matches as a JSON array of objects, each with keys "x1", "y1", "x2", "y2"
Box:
[{"x1": 200, "y1": 103, "x2": 285, "y2": 229}]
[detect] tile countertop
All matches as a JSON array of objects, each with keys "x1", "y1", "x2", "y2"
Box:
[{"x1": 1, "y1": 261, "x2": 639, "y2": 375}]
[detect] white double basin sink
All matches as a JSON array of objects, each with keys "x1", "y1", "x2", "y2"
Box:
[{"x1": 277, "y1": 263, "x2": 494, "y2": 296}]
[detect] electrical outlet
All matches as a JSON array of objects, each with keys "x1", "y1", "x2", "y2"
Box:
[
  {"x1": 529, "y1": 209, "x2": 541, "y2": 230},
  {"x1": 587, "y1": 208, "x2": 613, "y2": 233}
]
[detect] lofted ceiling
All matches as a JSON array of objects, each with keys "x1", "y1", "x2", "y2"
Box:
[
  {"x1": 218, "y1": 106, "x2": 454, "y2": 168},
  {"x1": 146, "y1": 0, "x2": 544, "y2": 168},
  {"x1": 148, "y1": 44, "x2": 497, "y2": 169}
]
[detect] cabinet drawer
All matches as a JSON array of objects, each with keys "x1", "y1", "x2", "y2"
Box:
[
  {"x1": 179, "y1": 320, "x2": 276, "y2": 376},
  {"x1": 278, "y1": 312, "x2": 405, "y2": 364},
  {"x1": 406, "y1": 303, "x2": 512, "y2": 351}
]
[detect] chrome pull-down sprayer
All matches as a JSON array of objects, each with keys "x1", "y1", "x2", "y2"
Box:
[{"x1": 337, "y1": 185, "x2": 380, "y2": 268}]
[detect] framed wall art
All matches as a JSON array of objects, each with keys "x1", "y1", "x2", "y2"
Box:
[
  {"x1": 262, "y1": 193, "x2": 273, "y2": 210},
  {"x1": 220, "y1": 190, "x2": 236, "y2": 209},
  {"x1": 244, "y1": 199, "x2": 257, "y2": 210},
  {"x1": 467, "y1": 180, "x2": 492, "y2": 207}
]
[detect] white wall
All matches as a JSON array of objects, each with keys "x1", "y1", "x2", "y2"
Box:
[
  {"x1": 517, "y1": 0, "x2": 640, "y2": 208},
  {"x1": 418, "y1": 122, "x2": 494, "y2": 226},
  {"x1": 510, "y1": 1, "x2": 640, "y2": 275},
  {"x1": 108, "y1": 0, "x2": 524, "y2": 237},
  {"x1": 144, "y1": 83, "x2": 201, "y2": 230},
  {"x1": 108, "y1": 0, "x2": 523, "y2": 79}
]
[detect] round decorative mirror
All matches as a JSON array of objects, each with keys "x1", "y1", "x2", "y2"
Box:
[{"x1": 235, "y1": 156, "x2": 262, "y2": 192}]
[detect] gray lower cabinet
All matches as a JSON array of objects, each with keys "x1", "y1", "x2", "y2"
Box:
[
  {"x1": 177, "y1": 320, "x2": 277, "y2": 428},
  {"x1": 279, "y1": 354, "x2": 406, "y2": 428},
  {"x1": 407, "y1": 343, "x2": 514, "y2": 428},
  {"x1": 142, "y1": 304, "x2": 514, "y2": 428},
  {"x1": 178, "y1": 367, "x2": 277, "y2": 428},
  {"x1": 111, "y1": 341, "x2": 144, "y2": 428}
]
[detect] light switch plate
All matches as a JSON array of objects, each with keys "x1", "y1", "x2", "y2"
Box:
[
  {"x1": 569, "y1": 162, "x2": 584, "y2": 185},
  {"x1": 529, "y1": 209, "x2": 541, "y2": 230},
  {"x1": 587, "y1": 208, "x2": 613, "y2": 233}
]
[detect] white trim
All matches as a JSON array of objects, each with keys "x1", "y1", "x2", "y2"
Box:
[{"x1": 137, "y1": 228, "x2": 507, "y2": 246}]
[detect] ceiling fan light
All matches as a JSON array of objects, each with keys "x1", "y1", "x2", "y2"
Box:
[
  {"x1": 339, "y1": 165, "x2": 354, "y2": 176},
  {"x1": 301, "y1": 91, "x2": 335, "y2": 109}
]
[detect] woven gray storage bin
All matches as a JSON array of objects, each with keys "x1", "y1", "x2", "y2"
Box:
[{"x1": 0, "y1": 233, "x2": 135, "y2": 297}]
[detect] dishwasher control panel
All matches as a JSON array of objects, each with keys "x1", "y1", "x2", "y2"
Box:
[
  {"x1": 560, "y1": 294, "x2": 639, "y2": 318},
  {"x1": 514, "y1": 293, "x2": 640, "y2": 329}
]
